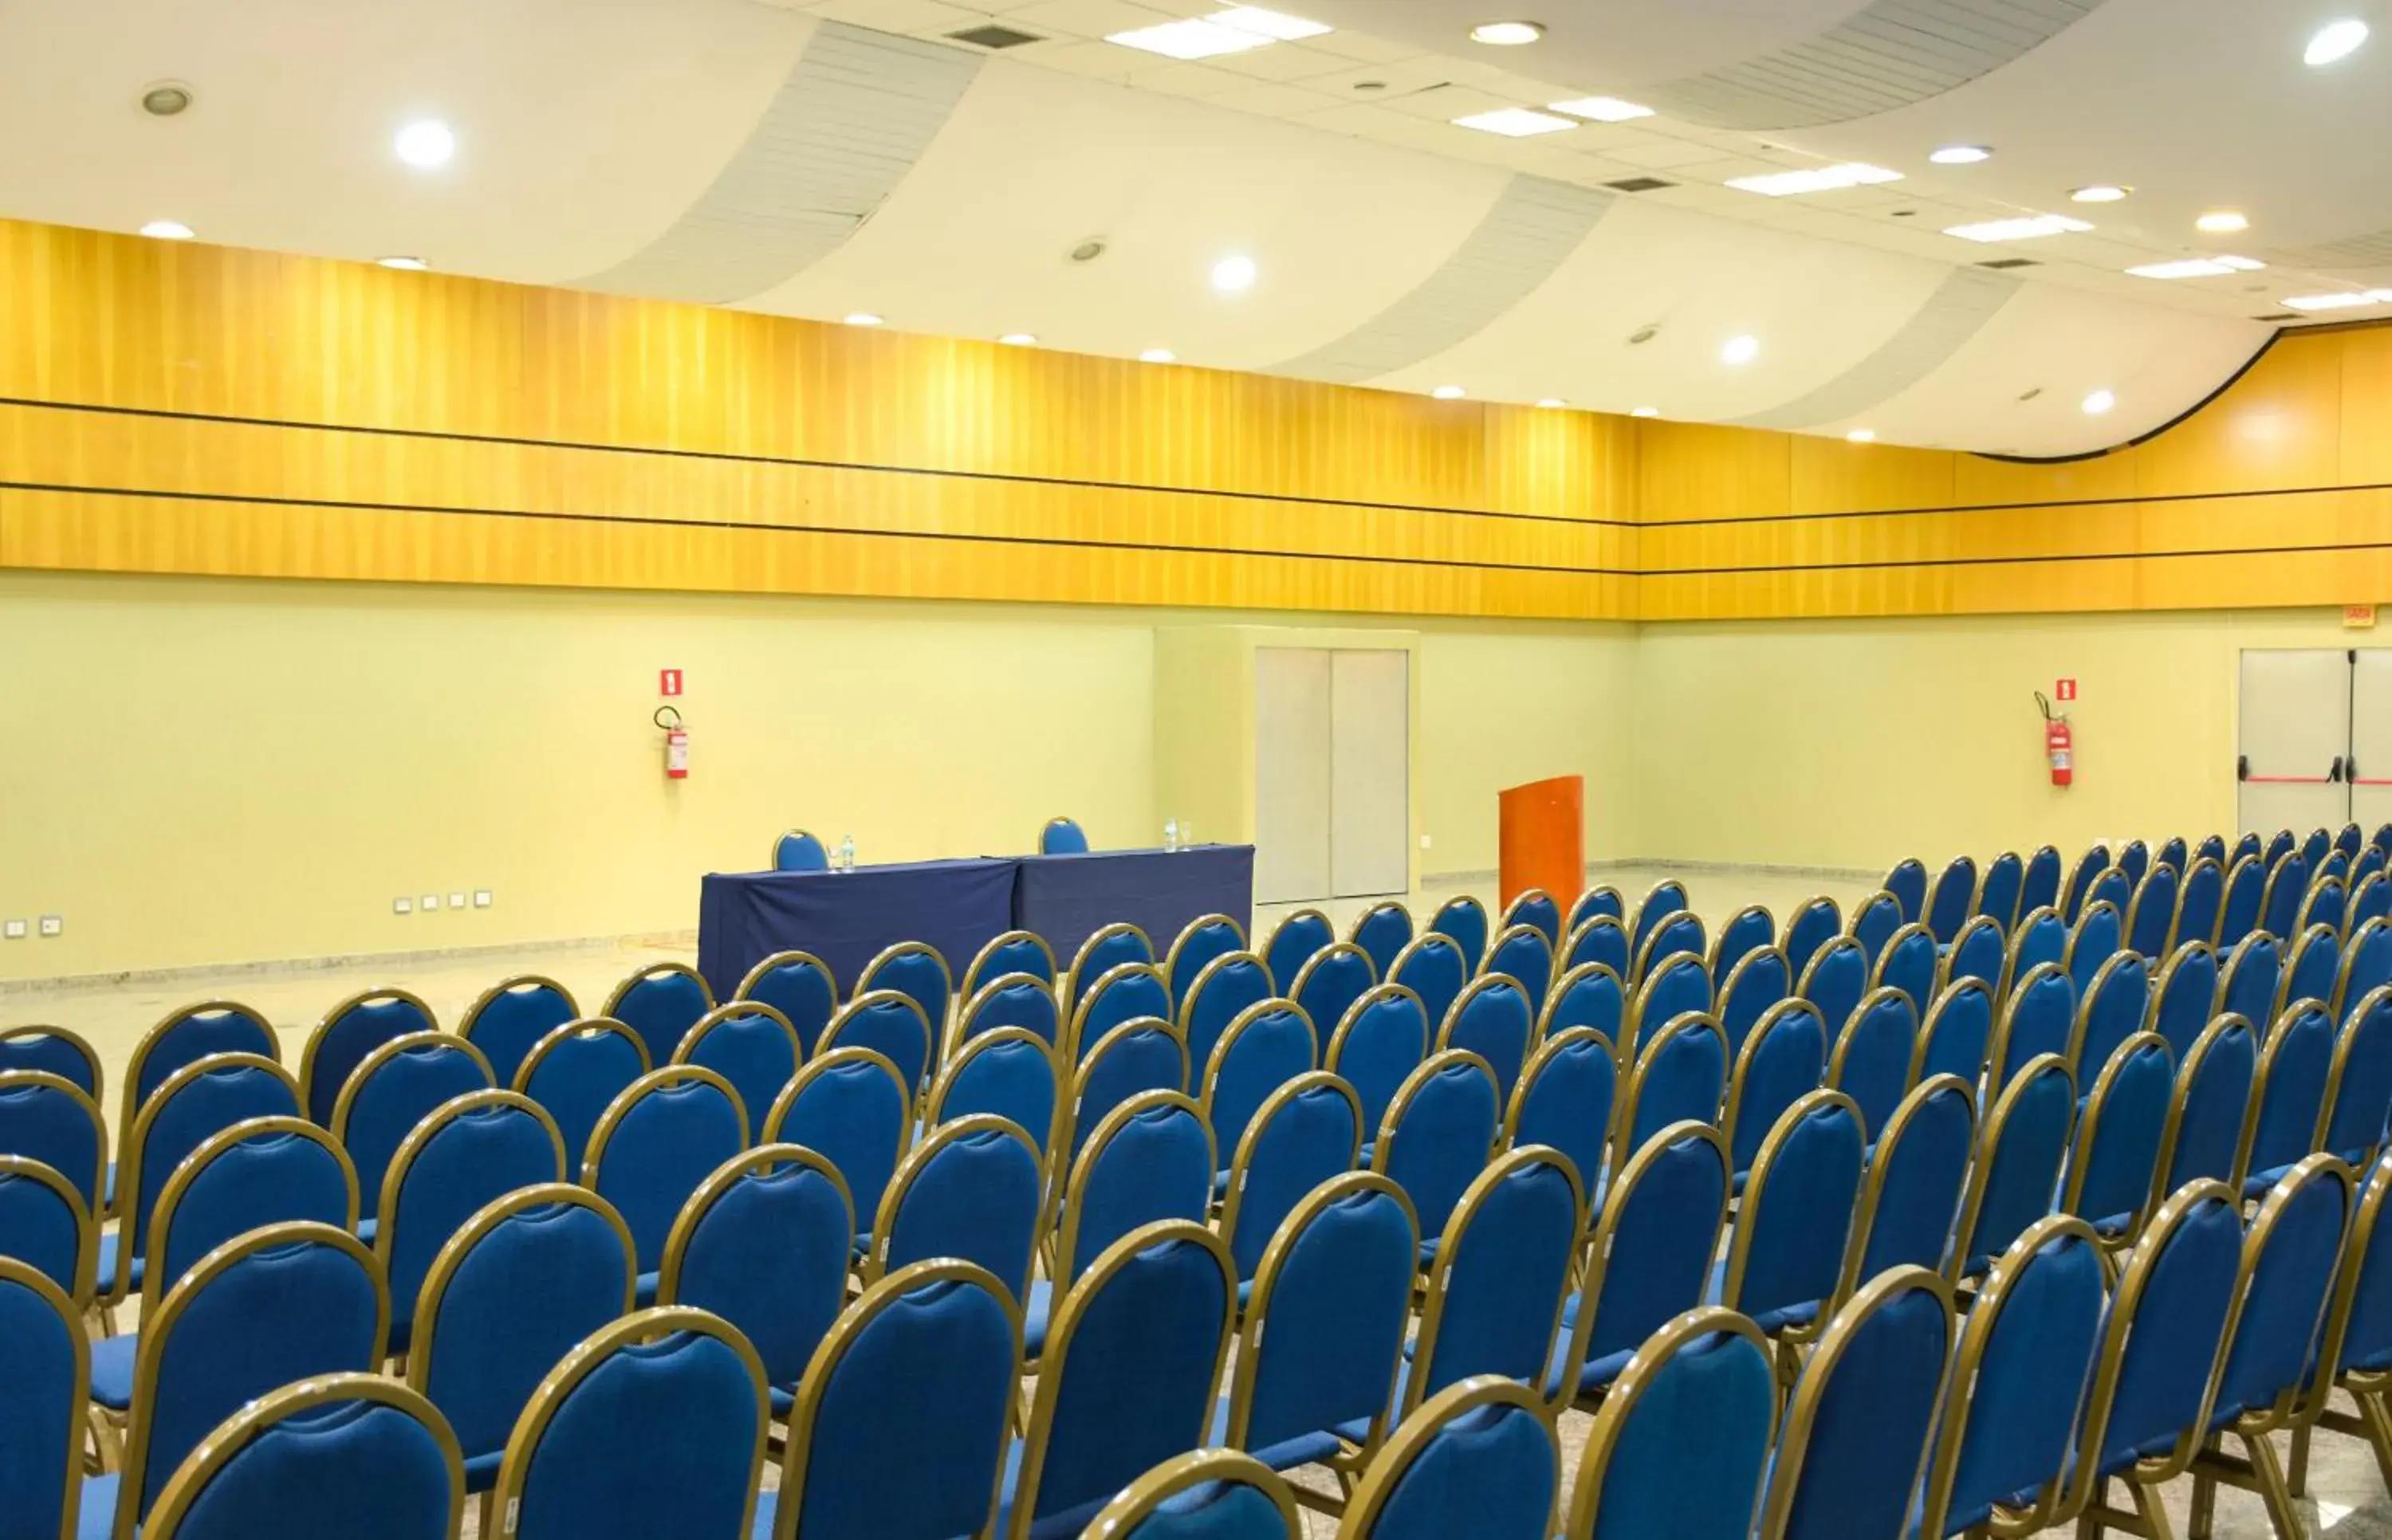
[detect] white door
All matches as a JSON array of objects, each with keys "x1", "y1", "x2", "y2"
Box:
[
  {"x1": 2238, "y1": 650, "x2": 2351, "y2": 837},
  {"x1": 2352, "y1": 651, "x2": 2392, "y2": 837},
  {"x1": 1329, "y1": 650, "x2": 1410, "y2": 898},
  {"x1": 1254, "y1": 648, "x2": 1332, "y2": 904}
]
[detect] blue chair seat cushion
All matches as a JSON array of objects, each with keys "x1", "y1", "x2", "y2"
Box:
[
  {"x1": 466, "y1": 1450, "x2": 503, "y2": 1494},
  {"x1": 95, "y1": 1232, "x2": 144, "y2": 1295},
  {"x1": 1022, "y1": 1279, "x2": 1052, "y2": 1360},
  {"x1": 1206, "y1": 1397, "x2": 1347, "y2": 1471},
  {"x1": 998, "y1": 1434, "x2": 1127, "y2": 1540},
  {"x1": 355, "y1": 1216, "x2": 378, "y2": 1246},
  {"x1": 1705, "y1": 1258, "x2": 1821, "y2": 1334},
  {"x1": 79, "y1": 1473, "x2": 117, "y2": 1540},
  {"x1": 635, "y1": 1271, "x2": 659, "y2": 1309},
  {"x1": 89, "y1": 1333, "x2": 138, "y2": 1412}
]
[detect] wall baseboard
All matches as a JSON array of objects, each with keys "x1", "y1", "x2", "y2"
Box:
[
  {"x1": 1422, "y1": 857, "x2": 1883, "y2": 891},
  {"x1": 0, "y1": 929, "x2": 699, "y2": 998}
]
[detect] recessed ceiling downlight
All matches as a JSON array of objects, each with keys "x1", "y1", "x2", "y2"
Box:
[
  {"x1": 2197, "y1": 210, "x2": 2249, "y2": 234},
  {"x1": 1721, "y1": 335, "x2": 1760, "y2": 366},
  {"x1": 1211, "y1": 253, "x2": 1258, "y2": 293},
  {"x1": 999, "y1": 333, "x2": 1037, "y2": 347},
  {"x1": 140, "y1": 81, "x2": 194, "y2": 116},
  {"x1": 1928, "y1": 144, "x2": 1991, "y2": 164},
  {"x1": 377, "y1": 255, "x2": 429, "y2": 270},
  {"x1": 2307, "y1": 18, "x2": 2369, "y2": 65},
  {"x1": 2071, "y1": 185, "x2": 2130, "y2": 203},
  {"x1": 1141, "y1": 348, "x2": 1177, "y2": 363},
  {"x1": 1469, "y1": 21, "x2": 1544, "y2": 45},
  {"x1": 1847, "y1": 429, "x2": 1876, "y2": 442},
  {"x1": 1432, "y1": 385, "x2": 1466, "y2": 399},
  {"x1": 139, "y1": 220, "x2": 194, "y2": 240},
  {"x1": 2082, "y1": 389, "x2": 2116, "y2": 415},
  {"x1": 1536, "y1": 398, "x2": 1567, "y2": 408},
  {"x1": 844, "y1": 312, "x2": 883, "y2": 326},
  {"x1": 1630, "y1": 406, "x2": 1660, "y2": 418},
  {"x1": 393, "y1": 119, "x2": 456, "y2": 168}
]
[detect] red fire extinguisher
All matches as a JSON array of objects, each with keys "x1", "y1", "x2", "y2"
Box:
[
  {"x1": 655, "y1": 705, "x2": 689, "y2": 780},
  {"x1": 2036, "y1": 691, "x2": 2072, "y2": 787}
]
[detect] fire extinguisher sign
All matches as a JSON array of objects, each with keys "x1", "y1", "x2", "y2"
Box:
[
  {"x1": 659, "y1": 669, "x2": 683, "y2": 697},
  {"x1": 2055, "y1": 678, "x2": 2077, "y2": 702}
]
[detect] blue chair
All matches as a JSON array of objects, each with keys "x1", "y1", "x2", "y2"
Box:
[
  {"x1": 1436, "y1": 976, "x2": 1536, "y2": 1101},
  {"x1": 1290, "y1": 944, "x2": 1379, "y2": 1059},
  {"x1": 1717, "y1": 949, "x2": 1790, "y2": 1059},
  {"x1": 1545, "y1": 964, "x2": 1629, "y2": 1053},
  {"x1": 2266, "y1": 830, "x2": 2299, "y2": 868},
  {"x1": 1500, "y1": 889, "x2": 1563, "y2": 949},
  {"x1": 1950, "y1": 1054, "x2": 2076, "y2": 1277},
  {"x1": 1978, "y1": 851, "x2": 2027, "y2": 932},
  {"x1": 2303, "y1": 1151, "x2": 2392, "y2": 1494},
  {"x1": 1873, "y1": 924, "x2": 1937, "y2": 1019},
  {"x1": 2070, "y1": 952, "x2": 2151, "y2": 1082},
  {"x1": 1754, "y1": 1267, "x2": 1954, "y2": 1540},
  {"x1": 2119, "y1": 839, "x2": 2153, "y2": 888},
  {"x1": 1710, "y1": 904, "x2": 1776, "y2": 988},
  {"x1": 1324, "y1": 984, "x2": 1428, "y2": 1140},
  {"x1": 512, "y1": 1019, "x2": 650, "y2": 1178},
  {"x1": 138, "y1": 1374, "x2": 462, "y2": 1540},
  {"x1": 1001, "y1": 1223, "x2": 1236, "y2": 1540},
  {"x1": 2262, "y1": 854, "x2": 2311, "y2": 942},
  {"x1": 2341, "y1": 823, "x2": 2368, "y2": 859},
  {"x1": 1719, "y1": 1089, "x2": 1865, "y2": 1338},
  {"x1": 2125, "y1": 862, "x2": 2182, "y2": 957},
  {"x1": 0, "y1": 1154, "x2": 90, "y2": 1304},
  {"x1": 1342, "y1": 1378, "x2": 1558, "y2": 1540},
  {"x1": 2245, "y1": 1001, "x2": 2337, "y2": 1196},
  {"x1": 672, "y1": 1001, "x2": 801, "y2": 1140},
  {"x1": 2327, "y1": 986, "x2": 2392, "y2": 1167},
  {"x1": 773, "y1": 829, "x2": 829, "y2": 871},
  {"x1": 1850, "y1": 892, "x2": 1904, "y2": 970},
  {"x1": 2341, "y1": 917, "x2": 2392, "y2": 1021},
  {"x1": 1561, "y1": 916, "x2": 1633, "y2": 984},
  {"x1": 1635, "y1": 912, "x2": 1707, "y2": 985},
  {"x1": 1567, "y1": 885, "x2": 1627, "y2": 936},
  {"x1": 584, "y1": 1066, "x2": 747, "y2": 1294},
  {"x1": 2223, "y1": 929, "x2": 2285, "y2": 1029},
  {"x1": 927, "y1": 1027, "x2": 1060, "y2": 1156},
  {"x1": 1218, "y1": 1173, "x2": 1416, "y2": 1476},
  {"x1": 0, "y1": 1255, "x2": 85, "y2": 1540},
  {"x1": 1217, "y1": 1074, "x2": 1363, "y2": 1286},
  {"x1": 1179, "y1": 953, "x2": 1274, "y2": 1086},
  {"x1": 1847, "y1": 1074, "x2": 1976, "y2": 1286},
  {"x1": 2285, "y1": 921, "x2": 2344, "y2": 1016},
  {"x1": 1913, "y1": 978, "x2": 1993, "y2": 1087},
  {"x1": 1478, "y1": 926, "x2": 1553, "y2": 1019},
  {"x1": 120, "y1": 1001, "x2": 281, "y2": 1157},
  {"x1": 1065, "y1": 925, "x2": 1157, "y2": 1017},
  {"x1": 857, "y1": 942, "x2": 954, "y2": 1069},
  {"x1": 2063, "y1": 901, "x2": 2122, "y2": 1002},
  {"x1": 1389, "y1": 934, "x2": 1469, "y2": 1041},
  {"x1": 2060, "y1": 847, "x2": 2111, "y2": 925},
  {"x1": 2088, "y1": 869, "x2": 2134, "y2": 925},
  {"x1": 735, "y1": 949, "x2": 840, "y2": 1056},
  {"x1": 2308, "y1": 876, "x2": 2355, "y2": 937},
  {"x1": 1347, "y1": 903, "x2": 1414, "y2": 983},
  {"x1": 491, "y1": 1306, "x2": 767, "y2": 1540},
  {"x1": 1199, "y1": 1003, "x2": 1314, "y2": 1176},
  {"x1": 106, "y1": 1054, "x2": 302, "y2": 1308},
  {"x1": 1630, "y1": 952, "x2": 1713, "y2": 1052},
  {"x1": 2004, "y1": 906, "x2": 2067, "y2": 994},
  {"x1": 1044, "y1": 1092, "x2": 1217, "y2": 1339},
  {"x1": 329, "y1": 1031, "x2": 494, "y2": 1219},
  {"x1": 2061, "y1": 1033, "x2": 2174, "y2": 1241},
  {"x1": 1989, "y1": 963, "x2": 2075, "y2": 1090},
  {"x1": 763, "y1": 1047, "x2": 911, "y2": 1250},
  {"x1": 2149, "y1": 942, "x2": 2220, "y2": 1059},
  {"x1": 1883, "y1": 858, "x2": 1930, "y2": 925},
  {"x1": 965, "y1": 929, "x2": 1058, "y2": 997},
  {"x1": 2220, "y1": 854, "x2": 2268, "y2": 949},
  {"x1": 1724, "y1": 1000, "x2": 1829, "y2": 1186},
  {"x1": 2020, "y1": 845, "x2": 2063, "y2": 917},
  {"x1": 1629, "y1": 881, "x2": 1690, "y2": 972},
  {"x1": 2233, "y1": 831, "x2": 2266, "y2": 866},
  {"x1": 0, "y1": 1024, "x2": 101, "y2": 1102},
  {"x1": 2158, "y1": 835, "x2": 2191, "y2": 872},
  {"x1": 0, "y1": 1068, "x2": 104, "y2": 1220},
  {"x1": 1164, "y1": 916, "x2": 1246, "y2": 1015},
  {"x1": 407, "y1": 1185, "x2": 635, "y2": 1493},
  {"x1": 1827, "y1": 988, "x2": 1915, "y2": 1145},
  {"x1": 458, "y1": 976, "x2": 579, "y2": 1091},
  {"x1": 1428, "y1": 896, "x2": 1490, "y2": 976},
  {"x1": 1912, "y1": 1216, "x2": 2107, "y2": 1538},
  {"x1": 101, "y1": 1223, "x2": 387, "y2": 1535},
  {"x1": 1782, "y1": 897, "x2": 1842, "y2": 982},
  {"x1": 136, "y1": 1117, "x2": 357, "y2": 1334},
  {"x1": 1405, "y1": 1147, "x2": 1583, "y2": 1412},
  {"x1": 1260, "y1": 911, "x2": 1333, "y2": 996},
  {"x1": 1942, "y1": 916, "x2": 2005, "y2": 997},
  {"x1": 1551, "y1": 1122, "x2": 1730, "y2": 1404},
  {"x1": 867, "y1": 1116, "x2": 1044, "y2": 1307},
  {"x1": 821, "y1": 989, "x2": 933, "y2": 1095},
  {"x1": 1926, "y1": 856, "x2": 1980, "y2": 946},
  {"x1": 2058, "y1": 1181, "x2": 2248, "y2": 1530},
  {"x1": 1073, "y1": 964, "x2": 1174, "y2": 1067},
  {"x1": 2155, "y1": 1014, "x2": 2260, "y2": 1199},
  {"x1": 1040, "y1": 815, "x2": 1089, "y2": 854},
  {"x1": 376, "y1": 1090, "x2": 565, "y2": 1357},
  {"x1": 1619, "y1": 1013, "x2": 1729, "y2": 1163},
  {"x1": 1796, "y1": 935, "x2": 1868, "y2": 1043},
  {"x1": 2178, "y1": 857, "x2": 2226, "y2": 951},
  {"x1": 1562, "y1": 1308, "x2": 1776, "y2": 1540},
  {"x1": 2353, "y1": 873, "x2": 2392, "y2": 939},
  {"x1": 659, "y1": 1145, "x2": 852, "y2": 1416},
  {"x1": 753, "y1": 1259, "x2": 1021, "y2": 1540},
  {"x1": 959, "y1": 973, "x2": 1062, "y2": 1050},
  {"x1": 300, "y1": 988, "x2": 437, "y2": 1129},
  {"x1": 1371, "y1": 1051, "x2": 1500, "y2": 1255},
  {"x1": 1083, "y1": 1452, "x2": 1300, "y2": 1540},
  {"x1": 1505, "y1": 1027, "x2": 1615, "y2": 1200},
  {"x1": 1064, "y1": 1019, "x2": 1188, "y2": 1169}
]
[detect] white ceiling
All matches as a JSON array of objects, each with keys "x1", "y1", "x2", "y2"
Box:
[{"x1": 0, "y1": 0, "x2": 2382, "y2": 454}]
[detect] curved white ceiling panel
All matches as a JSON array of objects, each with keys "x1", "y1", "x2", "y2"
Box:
[{"x1": 1731, "y1": 266, "x2": 2023, "y2": 430}]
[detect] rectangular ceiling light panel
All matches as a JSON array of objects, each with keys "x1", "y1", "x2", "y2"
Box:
[
  {"x1": 1210, "y1": 7, "x2": 1332, "y2": 40},
  {"x1": 1944, "y1": 214, "x2": 2093, "y2": 242},
  {"x1": 1107, "y1": 18, "x2": 1276, "y2": 58},
  {"x1": 1548, "y1": 96, "x2": 1654, "y2": 121},
  {"x1": 1454, "y1": 107, "x2": 1577, "y2": 137},
  {"x1": 2126, "y1": 255, "x2": 2266, "y2": 279},
  {"x1": 1725, "y1": 162, "x2": 1902, "y2": 196}
]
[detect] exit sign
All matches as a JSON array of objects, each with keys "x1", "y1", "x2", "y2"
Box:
[
  {"x1": 2346, "y1": 604, "x2": 2378, "y2": 631},
  {"x1": 2056, "y1": 678, "x2": 2077, "y2": 702}
]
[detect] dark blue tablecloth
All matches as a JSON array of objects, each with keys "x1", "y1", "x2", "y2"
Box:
[
  {"x1": 697, "y1": 858, "x2": 1017, "y2": 1000},
  {"x1": 1013, "y1": 846, "x2": 1257, "y2": 968}
]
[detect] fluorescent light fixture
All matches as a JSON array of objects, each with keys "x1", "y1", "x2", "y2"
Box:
[
  {"x1": 1548, "y1": 96, "x2": 1651, "y2": 122},
  {"x1": 1453, "y1": 107, "x2": 1575, "y2": 137},
  {"x1": 999, "y1": 332, "x2": 1038, "y2": 346},
  {"x1": 1726, "y1": 162, "x2": 1902, "y2": 197},
  {"x1": 1106, "y1": 18, "x2": 1273, "y2": 58},
  {"x1": 1140, "y1": 348, "x2": 1177, "y2": 363},
  {"x1": 2071, "y1": 185, "x2": 2130, "y2": 203},
  {"x1": 376, "y1": 255, "x2": 429, "y2": 270},
  {"x1": 2282, "y1": 289, "x2": 2392, "y2": 312},
  {"x1": 139, "y1": 220, "x2": 195, "y2": 240},
  {"x1": 1432, "y1": 385, "x2": 1466, "y2": 399},
  {"x1": 2307, "y1": 18, "x2": 2369, "y2": 65},
  {"x1": 1469, "y1": 21, "x2": 1544, "y2": 45},
  {"x1": 1721, "y1": 334, "x2": 1760, "y2": 366},
  {"x1": 1929, "y1": 144, "x2": 1992, "y2": 164},
  {"x1": 1630, "y1": 406, "x2": 1660, "y2": 418},
  {"x1": 1211, "y1": 253, "x2": 1257, "y2": 293},
  {"x1": 2197, "y1": 210, "x2": 2249, "y2": 234},
  {"x1": 843, "y1": 312, "x2": 883, "y2": 326},
  {"x1": 393, "y1": 119, "x2": 456, "y2": 168},
  {"x1": 1536, "y1": 398, "x2": 1567, "y2": 408},
  {"x1": 1847, "y1": 429, "x2": 1876, "y2": 443},
  {"x1": 1210, "y1": 7, "x2": 1331, "y2": 41},
  {"x1": 2082, "y1": 389, "x2": 2116, "y2": 414},
  {"x1": 2126, "y1": 256, "x2": 2266, "y2": 279},
  {"x1": 1944, "y1": 214, "x2": 2092, "y2": 242}
]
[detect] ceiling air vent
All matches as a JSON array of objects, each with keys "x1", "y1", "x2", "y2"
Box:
[
  {"x1": 1976, "y1": 257, "x2": 2039, "y2": 269},
  {"x1": 948, "y1": 24, "x2": 1042, "y2": 48},
  {"x1": 1605, "y1": 177, "x2": 1676, "y2": 193}
]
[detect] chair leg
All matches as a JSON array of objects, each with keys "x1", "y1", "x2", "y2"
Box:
[
  {"x1": 2287, "y1": 1423, "x2": 2310, "y2": 1497},
  {"x1": 2077, "y1": 1476, "x2": 2109, "y2": 1540},
  {"x1": 2188, "y1": 1466, "x2": 2216, "y2": 1540},
  {"x1": 88, "y1": 1406, "x2": 124, "y2": 1475},
  {"x1": 2362, "y1": 1389, "x2": 2392, "y2": 1495},
  {"x1": 2241, "y1": 1429, "x2": 2303, "y2": 1540},
  {"x1": 2130, "y1": 1478, "x2": 2179, "y2": 1540}
]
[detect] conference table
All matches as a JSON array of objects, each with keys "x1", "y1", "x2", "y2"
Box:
[{"x1": 696, "y1": 845, "x2": 1257, "y2": 1000}]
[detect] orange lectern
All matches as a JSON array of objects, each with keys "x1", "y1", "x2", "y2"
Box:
[{"x1": 1498, "y1": 776, "x2": 1584, "y2": 910}]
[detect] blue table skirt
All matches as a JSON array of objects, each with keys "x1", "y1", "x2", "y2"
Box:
[{"x1": 1013, "y1": 847, "x2": 1257, "y2": 970}]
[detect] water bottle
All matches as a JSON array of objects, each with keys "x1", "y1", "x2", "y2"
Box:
[
  {"x1": 1178, "y1": 817, "x2": 1193, "y2": 849},
  {"x1": 839, "y1": 834, "x2": 856, "y2": 873},
  {"x1": 1164, "y1": 818, "x2": 1179, "y2": 853}
]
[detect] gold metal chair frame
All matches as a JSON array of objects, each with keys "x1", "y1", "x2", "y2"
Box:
[
  {"x1": 457, "y1": 974, "x2": 580, "y2": 1055},
  {"x1": 0, "y1": 1254, "x2": 88, "y2": 1540},
  {"x1": 298, "y1": 987, "x2": 439, "y2": 1126},
  {"x1": 0, "y1": 1153, "x2": 96, "y2": 1308},
  {"x1": 659, "y1": 1142, "x2": 854, "y2": 1312},
  {"x1": 1718, "y1": 1088, "x2": 1864, "y2": 1367},
  {"x1": 510, "y1": 1018, "x2": 652, "y2": 1098},
  {"x1": 1200, "y1": 1001, "x2": 1317, "y2": 1141},
  {"x1": 1370, "y1": 1051, "x2": 1499, "y2": 1190},
  {"x1": 1567, "y1": 885, "x2": 1624, "y2": 936},
  {"x1": 1217, "y1": 1072, "x2": 1363, "y2": 1273},
  {"x1": 1080, "y1": 1447, "x2": 1302, "y2": 1539},
  {"x1": 1836, "y1": 1074, "x2": 1975, "y2": 1302},
  {"x1": 583, "y1": 1063, "x2": 748, "y2": 1188},
  {"x1": 866, "y1": 1114, "x2": 1045, "y2": 1291},
  {"x1": 1632, "y1": 912, "x2": 1708, "y2": 990},
  {"x1": 1911, "y1": 976, "x2": 1992, "y2": 1086},
  {"x1": 0, "y1": 1024, "x2": 104, "y2": 1103},
  {"x1": 1947, "y1": 1053, "x2": 2076, "y2": 1283},
  {"x1": 961, "y1": 931, "x2": 1055, "y2": 1000},
  {"x1": 2147, "y1": 1015, "x2": 2259, "y2": 1211},
  {"x1": 328, "y1": 1031, "x2": 495, "y2": 1162},
  {"x1": 1560, "y1": 915, "x2": 1627, "y2": 976},
  {"x1": 1983, "y1": 961, "x2": 2071, "y2": 1091},
  {"x1": 1163, "y1": 913, "x2": 1250, "y2": 1000},
  {"x1": 761, "y1": 1048, "x2": 913, "y2": 1205},
  {"x1": 955, "y1": 972, "x2": 1062, "y2": 1054},
  {"x1": 598, "y1": 962, "x2": 716, "y2": 1025},
  {"x1": 2060, "y1": 1031, "x2": 2173, "y2": 1247},
  {"x1": 1066, "y1": 923, "x2": 1159, "y2": 1015},
  {"x1": 144, "y1": 1115, "x2": 358, "y2": 1330},
  {"x1": 1721, "y1": 1000, "x2": 1827, "y2": 1177},
  {"x1": 1068, "y1": 962, "x2": 1171, "y2": 1066},
  {"x1": 1626, "y1": 953, "x2": 1712, "y2": 1058},
  {"x1": 0, "y1": 1067, "x2": 104, "y2": 1231},
  {"x1": 1537, "y1": 963, "x2": 1626, "y2": 1046},
  {"x1": 733, "y1": 949, "x2": 841, "y2": 1018},
  {"x1": 1176, "y1": 951, "x2": 1269, "y2": 1045},
  {"x1": 1039, "y1": 815, "x2": 1088, "y2": 854},
  {"x1": 1707, "y1": 904, "x2": 1776, "y2": 982},
  {"x1": 106, "y1": 1053, "x2": 301, "y2": 1308},
  {"x1": 1562, "y1": 1306, "x2": 1777, "y2": 1540},
  {"x1": 925, "y1": 1026, "x2": 1061, "y2": 1159},
  {"x1": 1334, "y1": 1375, "x2": 1558, "y2": 1540},
  {"x1": 1292, "y1": 942, "x2": 1383, "y2": 1027},
  {"x1": 1998, "y1": 906, "x2": 2062, "y2": 1000},
  {"x1": 672, "y1": 999, "x2": 802, "y2": 1087},
  {"x1": 1406, "y1": 1145, "x2": 1584, "y2": 1418},
  {"x1": 117, "y1": 1002, "x2": 281, "y2": 1211},
  {"x1": 1326, "y1": 984, "x2": 1430, "y2": 1090},
  {"x1": 1613, "y1": 1013, "x2": 1727, "y2": 1161},
  {"x1": 819, "y1": 988, "x2": 934, "y2": 1092},
  {"x1": 1827, "y1": 986, "x2": 1918, "y2": 1130},
  {"x1": 1503, "y1": 1027, "x2": 1615, "y2": 1193},
  {"x1": 1048, "y1": 1090, "x2": 1215, "y2": 1291}
]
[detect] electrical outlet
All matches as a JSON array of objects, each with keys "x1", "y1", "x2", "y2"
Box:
[
  {"x1": 448, "y1": 892, "x2": 466, "y2": 910},
  {"x1": 37, "y1": 915, "x2": 61, "y2": 937},
  {"x1": 420, "y1": 894, "x2": 440, "y2": 911},
  {"x1": 474, "y1": 890, "x2": 492, "y2": 909},
  {"x1": 2, "y1": 918, "x2": 25, "y2": 940},
  {"x1": 393, "y1": 897, "x2": 412, "y2": 915},
  {"x1": 1419, "y1": 834, "x2": 1433, "y2": 850}
]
